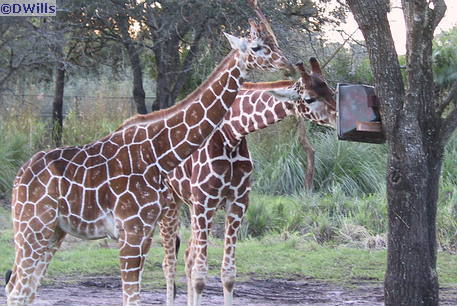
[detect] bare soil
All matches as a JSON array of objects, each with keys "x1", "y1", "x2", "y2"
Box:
[{"x1": 1, "y1": 274, "x2": 457, "y2": 306}]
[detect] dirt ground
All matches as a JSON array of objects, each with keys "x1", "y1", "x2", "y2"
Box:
[{"x1": 1, "y1": 275, "x2": 457, "y2": 306}]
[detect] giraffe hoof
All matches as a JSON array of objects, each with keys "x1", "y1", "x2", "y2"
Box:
[
  {"x1": 193, "y1": 279, "x2": 205, "y2": 294},
  {"x1": 223, "y1": 280, "x2": 234, "y2": 292}
]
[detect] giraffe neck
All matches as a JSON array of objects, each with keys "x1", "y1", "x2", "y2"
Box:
[
  {"x1": 219, "y1": 89, "x2": 295, "y2": 149},
  {"x1": 116, "y1": 50, "x2": 247, "y2": 173}
]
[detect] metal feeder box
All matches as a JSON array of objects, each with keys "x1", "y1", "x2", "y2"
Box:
[{"x1": 336, "y1": 83, "x2": 385, "y2": 144}]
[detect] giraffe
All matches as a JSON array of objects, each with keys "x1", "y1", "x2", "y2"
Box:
[
  {"x1": 4, "y1": 18, "x2": 295, "y2": 306},
  {"x1": 160, "y1": 58, "x2": 336, "y2": 306}
]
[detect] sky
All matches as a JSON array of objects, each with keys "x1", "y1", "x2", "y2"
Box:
[{"x1": 326, "y1": 0, "x2": 457, "y2": 55}]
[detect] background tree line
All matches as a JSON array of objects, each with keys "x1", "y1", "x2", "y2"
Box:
[{"x1": 0, "y1": 0, "x2": 346, "y2": 145}]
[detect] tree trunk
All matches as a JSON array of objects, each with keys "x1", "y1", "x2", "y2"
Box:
[
  {"x1": 151, "y1": 26, "x2": 204, "y2": 111},
  {"x1": 384, "y1": 119, "x2": 442, "y2": 305},
  {"x1": 346, "y1": 0, "x2": 449, "y2": 304},
  {"x1": 152, "y1": 37, "x2": 181, "y2": 111},
  {"x1": 128, "y1": 48, "x2": 147, "y2": 114},
  {"x1": 117, "y1": 15, "x2": 147, "y2": 114},
  {"x1": 297, "y1": 118, "x2": 315, "y2": 191},
  {"x1": 52, "y1": 61, "x2": 65, "y2": 147},
  {"x1": 153, "y1": 74, "x2": 179, "y2": 111}
]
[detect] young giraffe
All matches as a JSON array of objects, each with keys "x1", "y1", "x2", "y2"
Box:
[
  {"x1": 5, "y1": 19, "x2": 295, "y2": 306},
  {"x1": 160, "y1": 58, "x2": 336, "y2": 306}
]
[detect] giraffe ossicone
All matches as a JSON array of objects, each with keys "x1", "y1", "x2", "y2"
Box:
[
  {"x1": 5, "y1": 18, "x2": 294, "y2": 306},
  {"x1": 160, "y1": 58, "x2": 336, "y2": 306}
]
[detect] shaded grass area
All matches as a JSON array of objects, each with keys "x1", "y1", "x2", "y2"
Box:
[{"x1": 2, "y1": 229, "x2": 457, "y2": 288}]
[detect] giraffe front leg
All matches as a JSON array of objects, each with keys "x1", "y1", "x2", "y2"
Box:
[
  {"x1": 189, "y1": 201, "x2": 216, "y2": 306},
  {"x1": 118, "y1": 225, "x2": 153, "y2": 306},
  {"x1": 159, "y1": 199, "x2": 181, "y2": 306},
  {"x1": 221, "y1": 193, "x2": 249, "y2": 306}
]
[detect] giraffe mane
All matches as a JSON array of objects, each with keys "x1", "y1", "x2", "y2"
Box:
[
  {"x1": 117, "y1": 50, "x2": 238, "y2": 131},
  {"x1": 241, "y1": 80, "x2": 294, "y2": 90}
]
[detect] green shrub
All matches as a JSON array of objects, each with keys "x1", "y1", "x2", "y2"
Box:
[
  {"x1": 433, "y1": 26, "x2": 457, "y2": 89},
  {"x1": 249, "y1": 122, "x2": 387, "y2": 196},
  {"x1": 239, "y1": 191, "x2": 387, "y2": 243}
]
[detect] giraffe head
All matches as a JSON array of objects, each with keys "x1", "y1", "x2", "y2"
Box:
[
  {"x1": 224, "y1": 18, "x2": 295, "y2": 75},
  {"x1": 268, "y1": 58, "x2": 337, "y2": 127}
]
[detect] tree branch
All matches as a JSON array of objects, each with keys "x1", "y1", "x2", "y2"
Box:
[
  {"x1": 321, "y1": 27, "x2": 358, "y2": 69},
  {"x1": 172, "y1": 25, "x2": 206, "y2": 95},
  {"x1": 437, "y1": 80, "x2": 457, "y2": 116},
  {"x1": 431, "y1": 0, "x2": 447, "y2": 31},
  {"x1": 297, "y1": 118, "x2": 315, "y2": 191},
  {"x1": 346, "y1": 0, "x2": 405, "y2": 132}
]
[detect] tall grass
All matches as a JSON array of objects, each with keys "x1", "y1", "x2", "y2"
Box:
[
  {"x1": 248, "y1": 118, "x2": 386, "y2": 196},
  {"x1": 0, "y1": 101, "x2": 126, "y2": 196},
  {"x1": 238, "y1": 191, "x2": 388, "y2": 245},
  {"x1": 0, "y1": 112, "x2": 48, "y2": 194}
]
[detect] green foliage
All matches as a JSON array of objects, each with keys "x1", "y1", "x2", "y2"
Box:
[
  {"x1": 240, "y1": 193, "x2": 305, "y2": 238},
  {"x1": 327, "y1": 47, "x2": 373, "y2": 85},
  {"x1": 240, "y1": 191, "x2": 387, "y2": 243},
  {"x1": 248, "y1": 120, "x2": 386, "y2": 197},
  {"x1": 433, "y1": 26, "x2": 457, "y2": 89},
  {"x1": 62, "y1": 109, "x2": 121, "y2": 146},
  {"x1": 0, "y1": 104, "x2": 124, "y2": 196},
  {"x1": 0, "y1": 115, "x2": 48, "y2": 194},
  {"x1": 442, "y1": 134, "x2": 457, "y2": 185},
  {"x1": 437, "y1": 182, "x2": 457, "y2": 250},
  {"x1": 250, "y1": 133, "x2": 308, "y2": 195},
  {"x1": 312, "y1": 131, "x2": 386, "y2": 196}
]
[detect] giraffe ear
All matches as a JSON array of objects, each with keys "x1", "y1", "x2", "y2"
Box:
[
  {"x1": 267, "y1": 88, "x2": 300, "y2": 102},
  {"x1": 224, "y1": 32, "x2": 247, "y2": 52}
]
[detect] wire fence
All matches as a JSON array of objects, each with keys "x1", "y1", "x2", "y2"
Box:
[{"x1": 0, "y1": 94, "x2": 156, "y2": 121}]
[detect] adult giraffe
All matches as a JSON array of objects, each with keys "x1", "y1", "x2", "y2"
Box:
[
  {"x1": 4, "y1": 18, "x2": 295, "y2": 305},
  {"x1": 161, "y1": 59, "x2": 336, "y2": 306}
]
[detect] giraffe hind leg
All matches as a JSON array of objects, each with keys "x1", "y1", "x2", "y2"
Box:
[
  {"x1": 159, "y1": 202, "x2": 181, "y2": 306},
  {"x1": 6, "y1": 219, "x2": 66, "y2": 306}
]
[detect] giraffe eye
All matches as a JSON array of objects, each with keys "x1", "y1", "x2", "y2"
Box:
[
  {"x1": 305, "y1": 97, "x2": 317, "y2": 103},
  {"x1": 317, "y1": 81, "x2": 326, "y2": 87},
  {"x1": 252, "y1": 45, "x2": 262, "y2": 52}
]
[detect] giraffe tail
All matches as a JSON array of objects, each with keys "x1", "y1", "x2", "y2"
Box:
[
  {"x1": 175, "y1": 235, "x2": 181, "y2": 254},
  {"x1": 173, "y1": 236, "x2": 181, "y2": 299},
  {"x1": 5, "y1": 269, "x2": 12, "y2": 285}
]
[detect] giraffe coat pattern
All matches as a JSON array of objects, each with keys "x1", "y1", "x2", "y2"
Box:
[
  {"x1": 160, "y1": 58, "x2": 337, "y2": 306},
  {"x1": 5, "y1": 19, "x2": 294, "y2": 306}
]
